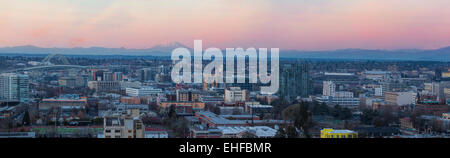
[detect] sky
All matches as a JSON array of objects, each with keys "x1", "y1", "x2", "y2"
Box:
[{"x1": 0, "y1": 0, "x2": 450, "y2": 50}]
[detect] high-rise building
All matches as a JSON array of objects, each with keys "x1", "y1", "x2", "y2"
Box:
[
  {"x1": 323, "y1": 81, "x2": 336, "y2": 96},
  {"x1": 138, "y1": 68, "x2": 156, "y2": 82},
  {"x1": 113, "y1": 72, "x2": 123, "y2": 81},
  {"x1": 435, "y1": 69, "x2": 442, "y2": 81},
  {"x1": 279, "y1": 60, "x2": 311, "y2": 101},
  {"x1": 424, "y1": 82, "x2": 444, "y2": 100},
  {"x1": 103, "y1": 72, "x2": 114, "y2": 81},
  {"x1": 0, "y1": 73, "x2": 30, "y2": 103}
]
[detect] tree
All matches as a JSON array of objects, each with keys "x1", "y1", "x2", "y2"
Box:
[
  {"x1": 22, "y1": 110, "x2": 30, "y2": 126},
  {"x1": 173, "y1": 118, "x2": 189, "y2": 138},
  {"x1": 331, "y1": 104, "x2": 352, "y2": 120},
  {"x1": 281, "y1": 102, "x2": 313, "y2": 138},
  {"x1": 285, "y1": 126, "x2": 298, "y2": 138},
  {"x1": 167, "y1": 105, "x2": 177, "y2": 120},
  {"x1": 295, "y1": 102, "x2": 313, "y2": 137},
  {"x1": 311, "y1": 102, "x2": 330, "y2": 115},
  {"x1": 274, "y1": 128, "x2": 287, "y2": 138},
  {"x1": 360, "y1": 109, "x2": 379, "y2": 125},
  {"x1": 271, "y1": 98, "x2": 290, "y2": 119}
]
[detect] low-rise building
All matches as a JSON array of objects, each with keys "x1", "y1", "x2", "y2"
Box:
[
  {"x1": 316, "y1": 96, "x2": 360, "y2": 108},
  {"x1": 224, "y1": 87, "x2": 249, "y2": 103},
  {"x1": 385, "y1": 91, "x2": 416, "y2": 106},
  {"x1": 88, "y1": 81, "x2": 120, "y2": 92},
  {"x1": 144, "y1": 127, "x2": 168, "y2": 138},
  {"x1": 320, "y1": 128, "x2": 358, "y2": 138},
  {"x1": 126, "y1": 86, "x2": 162, "y2": 97},
  {"x1": 39, "y1": 95, "x2": 87, "y2": 112},
  {"x1": 103, "y1": 109, "x2": 145, "y2": 138}
]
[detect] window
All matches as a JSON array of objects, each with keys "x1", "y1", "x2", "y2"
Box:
[
  {"x1": 115, "y1": 130, "x2": 121, "y2": 133},
  {"x1": 106, "y1": 130, "x2": 111, "y2": 133}
]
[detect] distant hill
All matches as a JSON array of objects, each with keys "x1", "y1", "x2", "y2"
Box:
[
  {"x1": 280, "y1": 47, "x2": 450, "y2": 61},
  {"x1": 0, "y1": 42, "x2": 192, "y2": 56},
  {"x1": 0, "y1": 44, "x2": 449, "y2": 61}
]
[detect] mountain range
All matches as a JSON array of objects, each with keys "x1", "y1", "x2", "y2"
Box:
[{"x1": 0, "y1": 43, "x2": 449, "y2": 61}]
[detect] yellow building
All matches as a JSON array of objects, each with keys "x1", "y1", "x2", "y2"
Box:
[{"x1": 320, "y1": 128, "x2": 358, "y2": 138}]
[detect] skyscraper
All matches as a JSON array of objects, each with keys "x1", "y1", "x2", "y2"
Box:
[
  {"x1": 279, "y1": 59, "x2": 311, "y2": 101},
  {"x1": 138, "y1": 68, "x2": 156, "y2": 82},
  {"x1": 103, "y1": 72, "x2": 114, "y2": 81},
  {"x1": 0, "y1": 73, "x2": 30, "y2": 103},
  {"x1": 113, "y1": 72, "x2": 123, "y2": 81}
]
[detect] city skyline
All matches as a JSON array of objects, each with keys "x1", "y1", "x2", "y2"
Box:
[{"x1": 1, "y1": 0, "x2": 450, "y2": 50}]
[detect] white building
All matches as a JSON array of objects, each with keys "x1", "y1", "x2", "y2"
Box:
[
  {"x1": 375, "y1": 87, "x2": 384, "y2": 96},
  {"x1": 126, "y1": 86, "x2": 162, "y2": 97},
  {"x1": 385, "y1": 92, "x2": 416, "y2": 106},
  {"x1": 316, "y1": 96, "x2": 360, "y2": 108},
  {"x1": 0, "y1": 73, "x2": 30, "y2": 103},
  {"x1": 217, "y1": 126, "x2": 277, "y2": 138},
  {"x1": 224, "y1": 87, "x2": 248, "y2": 103},
  {"x1": 323, "y1": 81, "x2": 336, "y2": 96},
  {"x1": 424, "y1": 82, "x2": 444, "y2": 99},
  {"x1": 334, "y1": 91, "x2": 354, "y2": 98}
]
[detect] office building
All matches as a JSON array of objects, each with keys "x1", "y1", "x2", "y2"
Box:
[
  {"x1": 113, "y1": 72, "x2": 123, "y2": 81},
  {"x1": 103, "y1": 109, "x2": 145, "y2": 138},
  {"x1": 126, "y1": 87, "x2": 162, "y2": 97},
  {"x1": 323, "y1": 81, "x2": 336, "y2": 96},
  {"x1": 224, "y1": 87, "x2": 248, "y2": 103},
  {"x1": 176, "y1": 89, "x2": 201, "y2": 102},
  {"x1": 88, "y1": 81, "x2": 120, "y2": 92},
  {"x1": 279, "y1": 60, "x2": 311, "y2": 100},
  {"x1": 385, "y1": 92, "x2": 416, "y2": 106},
  {"x1": 0, "y1": 73, "x2": 30, "y2": 103}
]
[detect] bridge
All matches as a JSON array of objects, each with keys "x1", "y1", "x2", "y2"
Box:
[
  {"x1": 4, "y1": 54, "x2": 90, "y2": 72},
  {"x1": 22, "y1": 65, "x2": 88, "y2": 71}
]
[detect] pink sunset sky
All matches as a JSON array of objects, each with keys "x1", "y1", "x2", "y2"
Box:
[{"x1": 0, "y1": 0, "x2": 450, "y2": 50}]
